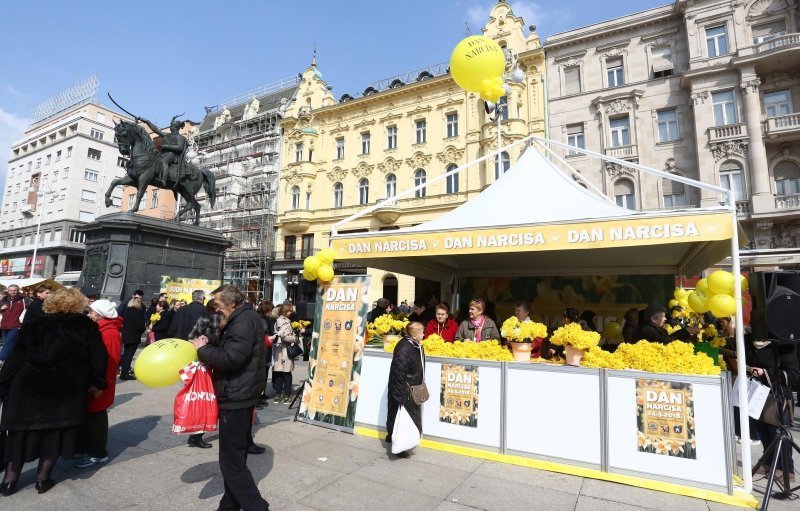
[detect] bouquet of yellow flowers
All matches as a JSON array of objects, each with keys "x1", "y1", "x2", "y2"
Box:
[
  {"x1": 291, "y1": 320, "x2": 311, "y2": 332},
  {"x1": 500, "y1": 317, "x2": 548, "y2": 343},
  {"x1": 549, "y1": 323, "x2": 601, "y2": 351},
  {"x1": 368, "y1": 313, "x2": 408, "y2": 336},
  {"x1": 149, "y1": 312, "x2": 161, "y2": 324},
  {"x1": 384, "y1": 334, "x2": 513, "y2": 362},
  {"x1": 581, "y1": 340, "x2": 720, "y2": 375}
]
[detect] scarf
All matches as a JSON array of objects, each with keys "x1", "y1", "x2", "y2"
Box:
[{"x1": 470, "y1": 316, "x2": 485, "y2": 342}]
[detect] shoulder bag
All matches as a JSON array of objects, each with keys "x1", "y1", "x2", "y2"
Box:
[
  {"x1": 407, "y1": 339, "x2": 429, "y2": 405},
  {"x1": 760, "y1": 370, "x2": 795, "y2": 427}
]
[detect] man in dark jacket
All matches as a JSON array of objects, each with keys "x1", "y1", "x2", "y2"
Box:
[
  {"x1": 191, "y1": 285, "x2": 268, "y2": 511},
  {"x1": 367, "y1": 297, "x2": 390, "y2": 323},
  {"x1": 636, "y1": 306, "x2": 699, "y2": 344},
  {"x1": 169, "y1": 290, "x2": 207, "y2": 340}
]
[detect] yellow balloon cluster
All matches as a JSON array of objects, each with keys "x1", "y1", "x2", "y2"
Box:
[
  {"x1": 134, "y1": 339, "x2": 197, "y2": 388},
  {"x1": 675, "y1": 271, "x2": 748, "y2": 319},
  {"x1": 449, "y1": 36, "x2": 506, "y2": 94},
  {"x1": 302, "y1": 248, "x2": 336, "y2": 283},
  {"x1": 479, "y1": 76, "x2": 507, "y2": 103}
]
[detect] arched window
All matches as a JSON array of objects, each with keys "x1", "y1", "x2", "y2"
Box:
[
  {"x1": 333, "y1": 182, "x2": 343, "y2": 208},
  {"x1": 719, "y1": 161, "x2": 746, "y2": 201},
  {"x1": 774, "y1": 160, "x2": 800, "y2": 196},
  {"x1": 414, "y1": 169, "x2": 427, "y2": 197},
  {"x1": 494, "y1": 151, "x2": 510, "y2": 180},
  {"x1": 359, "y1": 178, "x2": 370, "y2": 205},
  {"x1": 291, "y1": 185, "x2": 300, "y2": 210},
  {"x1": 614, "y1": 178, "x2": 636, "y2": 210},
  {"x1": 385, "y1": 173, "x2": 397, "y2": 198},
  {"x1": 446, "y1": 163, "x2": 459, "y2": 194}
]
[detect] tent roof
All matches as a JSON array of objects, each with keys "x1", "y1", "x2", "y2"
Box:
[{"x1": 331, "y1": 147, "x2": 745, "y2": 278}]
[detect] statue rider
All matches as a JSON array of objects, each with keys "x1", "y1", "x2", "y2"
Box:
[{"x1": 137, "y1": 115, "x2": 187, "y2": 188}]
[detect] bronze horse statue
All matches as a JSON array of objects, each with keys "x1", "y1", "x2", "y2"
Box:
[{"x1": 105, "y1": 119, "x2": 216, "y2": 224}]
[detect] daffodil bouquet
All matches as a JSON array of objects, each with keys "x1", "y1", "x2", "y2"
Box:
[
  {"x1": 149, "y1": 312, "x2": 161, "y2": 324},
  {"x1": 384, "y1": 334, "x2": 513, "y2": 362},
  {"x1": 581, "y1": 340, "x2": 720, "y2": 375},
  {"x1": 549, "y1": 323, "x2": 601, "y2": 351},
  {"x1": 291, "y1": 320, "x2": 311, "y2": 334},
  {"x1": 500, "y1": 317, "x2": 548, "y2": 343},
  {"x1": 368, "y1": 313, "x2": 408, "y2": 336}
]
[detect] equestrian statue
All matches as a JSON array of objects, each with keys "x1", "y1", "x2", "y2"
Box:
[{"x1": 104, "y1": 97, "x2": 215, "y2": 225}]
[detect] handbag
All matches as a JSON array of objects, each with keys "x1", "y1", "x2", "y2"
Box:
[
  {"x1": 264, "y1": 335, "x2": 273, "y2": 349},
  {"x1": 286, "y1": 342, "x2": 303, "y2": 360},
  {"x1": 391, "y1": 405, "x2": 420, "y2": 454},
  {"x1": 407, "y1": 339, "x2": 429, "y2": 405},
  {"x1": 760, "y1": 370, "x2": 795, "y2": 427}
]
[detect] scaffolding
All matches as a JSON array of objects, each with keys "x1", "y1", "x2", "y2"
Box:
[{"x1": 194, "y1": 79, "x2": 298, "y2": 302}]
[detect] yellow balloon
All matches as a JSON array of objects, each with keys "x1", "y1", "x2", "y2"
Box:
[
  {"x1": 318, "y1": 248, "x2": 335, "y2": 266},
  {"x1": 695, "y1": 278, "x2": 709, "y2": 294},
  {"x1": 740, "y1": 274, "x2": 749, "y2": 293},
  {"x1": 449, "y1": 35, "x2": 506, "y2": 92},
  {"x1": 708, "y1": 270, "x2": 735, "y2": 296},
  {"x1": 668, "y1": 299, "x2": 679, "y2": 308},
  {"x1": 708, "y1": 293, "x2": 737, "y2": 318},
  {"x1": 674, "y1": 288, "x2": 689, "y2": 300},
  {"x1": 678, "y1": 297, "x2": 690, "y2": 311},
  {"x1": 303, "y1": 255, "x2": 321, "y2": 272},
  {"x1": 302, "y1": 268, "x2": 317, "y2": 281},
  {"x1": 134, "y1": 339, "x2": 197, "y2": 388},
  {"x1": 317, "y1": 264, "x2": 334, "y2": 282},
  {"x1": 603, "y1": 321, "x2": 622, "y2": 341},
  {"x1": 688, "y1": 291, "x2": 710, "y2": 313}
]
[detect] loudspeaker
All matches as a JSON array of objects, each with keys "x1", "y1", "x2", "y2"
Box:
[{"x1": 748, "y1": 271, "x2": 800, "y2": 343}]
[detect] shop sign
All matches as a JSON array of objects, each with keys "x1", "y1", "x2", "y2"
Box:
[
  {"x1": 636, "y1": 379, "x2": 696, "y2": 460},
  {"x1": 159, "y1": 276, "x2": 221, "y2": 302}
]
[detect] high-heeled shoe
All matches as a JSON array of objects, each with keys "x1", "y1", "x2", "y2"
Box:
[
  {"x1": 0, "y1": 480, "x2": 17, "y2": 496},
  {"x1": 35, "y1": 479, "x2": 55, "y2": 494}
]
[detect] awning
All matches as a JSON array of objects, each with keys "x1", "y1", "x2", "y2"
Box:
[{"x1": 0, "y1": 277, "x2": 63, "y2": 291}]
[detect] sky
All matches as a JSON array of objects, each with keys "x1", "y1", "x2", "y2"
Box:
[{"x1": 0, "y1": 0, "x2": 669, "y2": 199}]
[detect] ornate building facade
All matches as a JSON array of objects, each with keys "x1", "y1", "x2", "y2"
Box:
[
  {"x1": 546, "y1": 0, "x2": 800, "y2": 269},
  {"x1": 272, "y1": 1, "x2": 547, "y2": 314}
]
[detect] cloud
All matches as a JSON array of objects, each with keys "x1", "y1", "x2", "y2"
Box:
[{"x1": 0, "y1": 107, "x2": 30, "y2": 206}]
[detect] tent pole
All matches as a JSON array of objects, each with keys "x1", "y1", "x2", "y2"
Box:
[{"x1": 729, "y1": 191, "x2": 752, "y2": 492}]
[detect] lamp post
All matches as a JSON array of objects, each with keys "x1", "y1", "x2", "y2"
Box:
[{"x1": 29, "y1": 178, "x2": 57, "y2": 278}]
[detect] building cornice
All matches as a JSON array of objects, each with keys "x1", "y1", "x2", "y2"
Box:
[{"x1": 545, "y1": 5, "x2": 675, "y2": 50}]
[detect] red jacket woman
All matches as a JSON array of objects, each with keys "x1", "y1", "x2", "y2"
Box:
[
  {"x1": 423, "y1": 303, "x2": 458, "y2": 342},
  {"x1": 89, "y1": 314, "x2": 122, "y2": 412}
]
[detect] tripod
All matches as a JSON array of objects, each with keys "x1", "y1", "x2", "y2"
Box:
[{"x1": 750, "y1": 369, "x2": 799, "y2": 510}]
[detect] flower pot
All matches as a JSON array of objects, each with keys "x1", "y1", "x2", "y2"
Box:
[
  {"x1": 382, "y1": 334, "x2": 401, "y2": 348},
  {"x1": 564, "y1": 345, "x2": 585, "y2": 366},
  {"x1": 510, "y1": 342, "x2": 534, "y2": 362}
]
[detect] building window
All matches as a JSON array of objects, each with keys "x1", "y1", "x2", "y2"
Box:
[
  {"x1": 712, "y1": 91, "x2": 737, "y2": 126},
  {"x1": 90, "y1": 129, "x2": 104, "y2": 140},
  {"x1": 764, "y1": 90, "x2": 792, "y2": 118},
  {"x1": 81, "y1": 189, "x2": 96, "y2": 202},
  {"x1": 27, "y1": 161, "x2": 32, "y2": 171},
  {"x1": 128, "y1": 194, "x2": 136, "y2": 210},
  {"x1": 361, "y1": 132, "x2": 370, "y2": 154},
  {"x1": 774, "y1": 161, "x2": 800, "y2": 196},
  {"x1": 301, "y1": 234, "x2": 314, "y2": 258},
  {"x1": 78, "y1": 210, "x2": 94, "y2": 222},
  {"x1": 663, "y1": 177, "x2": 686, "y2": 208},
  {"x1": 87, "y1": 148, "x2": 101, "y2": 160},
  {"x1": 614, "y1": 179, "x2": 636, "y2": 210},
  {"x1": 566, "y1": 124, "x2": 585, "y2": 155},
  {"x1": 284, "y1": 236, "x2": 297, "y2": 259},
  {"x1": 414, "y1": 169, "x2": 426, "y2": 197},
  {"x1": 650, "y1": 46, "x2": 674, "y2": 78},
  {"x1": 606, "y1": 57, "x2": 624, "y2": 88},
  {"x1": 336, "y1": 137, "x2": 345, "y2": 159},
  {"x1": 305, "y1": 192, "x2": 311, "y2": 209},
  {"x1": 564, "y1": 66, "x2": 581, "y2": 95},
  {"x1": 387, "y1": 125, "x2": 397, "y2": 149},
  {"x1": 36, "y1": 158, "x2": 41, "y2": 169},
  {"x1": 359, "y1": 178, "x2": 369, "y2": 205},
  {"x1": 84, "y1": 169, "x2": 99, "y2": 182},
  {"x1": 67, "y1": 146, "x2": 72, "y2": 158},
  {"x1": 333, "y1": 182, "x2": 343, "y2": 208},
  {"x1": 295, "y1": 143, "x2": 303, "y2": 163},
  {"x1": 140, "y1": 193, "x2": 148, "y2": 209},
  {"x1": 117, "y1": 157, "x2": 128, "y2": 168},
  {"x1": 657, "y1": 109, "x2": 679, "y2": 142},
  {"x1": 46, "y1": 154, "x2": 51, "y2": 165},
  {"x1": 55, "y1": 150, "x2": 62, "y2": 161},
  {"x1": 720, "y1": 161, "x2": 746, "y2": 201},
  {"x1": 291, "y1": 185, "x2": 300, "y2": 210},
  {"x1": 415, "y1": 119, "x2": 427, "y2": 144},
  {"x1": 446, "y1": 164, "x2": 459, "y2": 194},
  {"x1": 706, "y1": 25, "x2": 729, "y2": 57},
  {"x1": 664, "y1": 193, "x2": 686, "y2": 208},
  {"x1": 63, "y1": 167, "x2": 69, "y2": 178},
  {"x1": 494, "y1": 151, "x2": 511, "y2": 180},
  {"x1": 752, "y1": 19, "x2": 787, "y2": 44},
  {"x1": 609, "y1": 116, "x2": 631, "y2": 147},
  {"x1": 152, "y1": 189, "x2": 159, "y2": 208},
  {"x1": 385, "y1": 173, "x2": 397, "y2": 198},
  {"x1": 53, "y1": 228, "x2": 62, "y2": 241},
  {"x1": 446, "y1": 113, "x2": 459, "y2": 138},
  {"x1": 497, "y1": 96, "x2": 509, "y2": 120}
]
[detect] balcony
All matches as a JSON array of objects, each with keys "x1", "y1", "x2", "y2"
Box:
[
  {"x1": 707, "y1": 124, "x2": 748, "y2": 143},
  {"x1": 281, "y1": 209, "x2": 313, "y2": 233},
  {"x1": 604, "y1": 144, "x2": 638, "y2": 160},
  {"x1": 775, "y1": 193, "x2": 800, "y2": 210},
  {"x1": 373, "y1": 199, "x2": 401, "y2": 225},
  {"x1": 755, "y1": 33, "x2": 800, "y2": 54},
  {"x1": 762, "y1": 113, "x2": 800, "y2": 139}
]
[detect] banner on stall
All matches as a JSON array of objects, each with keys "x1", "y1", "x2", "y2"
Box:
[
  {"x1": 636, "y1": 379, "x2": 696, "y2": 460},
  {"x1": 439, "y1": 364, "x2": 479, "y2": 428},
  {"x1": 160, "y1": 276, "x2": 221, "y2": 302},
  {"x1": 297, "y1": 275, "x2": 371, "y2": 431}
]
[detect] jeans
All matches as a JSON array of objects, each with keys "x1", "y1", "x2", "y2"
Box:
[
  {"x1": 217, "y1": 407, "x2": 269, "y2": 511},
  {"x1": 272, "y1": 371, "x2": 292, "y2": 396},
  {"x1": 0, "y1": 328, "x2": 20, "y2": 361}
]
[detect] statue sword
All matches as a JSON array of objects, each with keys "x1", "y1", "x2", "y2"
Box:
[{"x1": 107, "y1": 93, "x2": 139, "y2": 121}]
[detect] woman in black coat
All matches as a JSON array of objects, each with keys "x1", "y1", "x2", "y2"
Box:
[
  {"x1": 21, "y1": 285, "x2": 52, "y2": 326},
  {"x1": 119, "y1": 296, "x2": 146, "y2": 380},
  {"x1": 386, "y1": 322, "x2": 426, "y2": 457},
  {"x1": 151, "y1": 301, "x2": 174, "y2": 341},
  {"x1": 636, "y1": 306, "x2": 699, "y2": 344},
  {"x1": 0, "y1": 288, "x2": 107, "y2": 495}
]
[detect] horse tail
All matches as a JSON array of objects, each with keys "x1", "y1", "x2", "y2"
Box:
[{"x1": 202, "y1": 168, "x2": 216, "y2": 208}]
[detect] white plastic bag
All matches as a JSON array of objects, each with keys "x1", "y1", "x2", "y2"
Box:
[{"x1": 391, "y1": 405, "x2": 420, "y2": 454}]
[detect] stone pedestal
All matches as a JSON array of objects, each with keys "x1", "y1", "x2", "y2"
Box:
[{"x1": 77, "y1": 213, "x2": 229, "y2": 303}]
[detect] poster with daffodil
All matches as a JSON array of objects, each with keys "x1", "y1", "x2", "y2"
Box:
[
  {"x1": 439, "y1": 364, "x2": 479, "y2": 428},
  {"x1": 636, "y1": 379, "x2": 696, "y2": 460}
]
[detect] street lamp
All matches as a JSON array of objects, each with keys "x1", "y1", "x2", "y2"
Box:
[{"x1": 29, "y1": 178, "x2": 58, "y2": 278}]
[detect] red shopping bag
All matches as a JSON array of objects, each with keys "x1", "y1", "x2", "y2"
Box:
[
  {"x1": 172, "y1": 362, "x2": 218, "y2": 434},
  {"x1": 146, "y1": 330, "x2": 156, "y2": 345}
]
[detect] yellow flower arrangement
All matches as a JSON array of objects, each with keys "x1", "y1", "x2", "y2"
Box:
[
  {"x1": 291, "y1": 320, "x2": 311, "y2": 331},
  {"x1": 384, "y1": 335, "x2": 513, "y2": 362},
  {"x1": 581, "y1": 347, "x2": 626, "y2": 370},
  {"x1": 368, "y1": 313, "x2": 408, "y2": 336},
  {"x1": 549, "y1": 323, "x2": 601, "y2": 351},
  {"x1": 149, "y1": 312, "x2": 161, "y2": 324},
  {"x1": 580, "y1": 340, "x2": 720, "y2": 375},
  {"x1": 500, "y1": 317, "x2": 548, "y2": 343},
  {"x1": 709, "y1": 336, "x2": 727, "y2": 348},
  {"x1": 664, "y1": 324, "x2": 682, "y2": 335}
]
